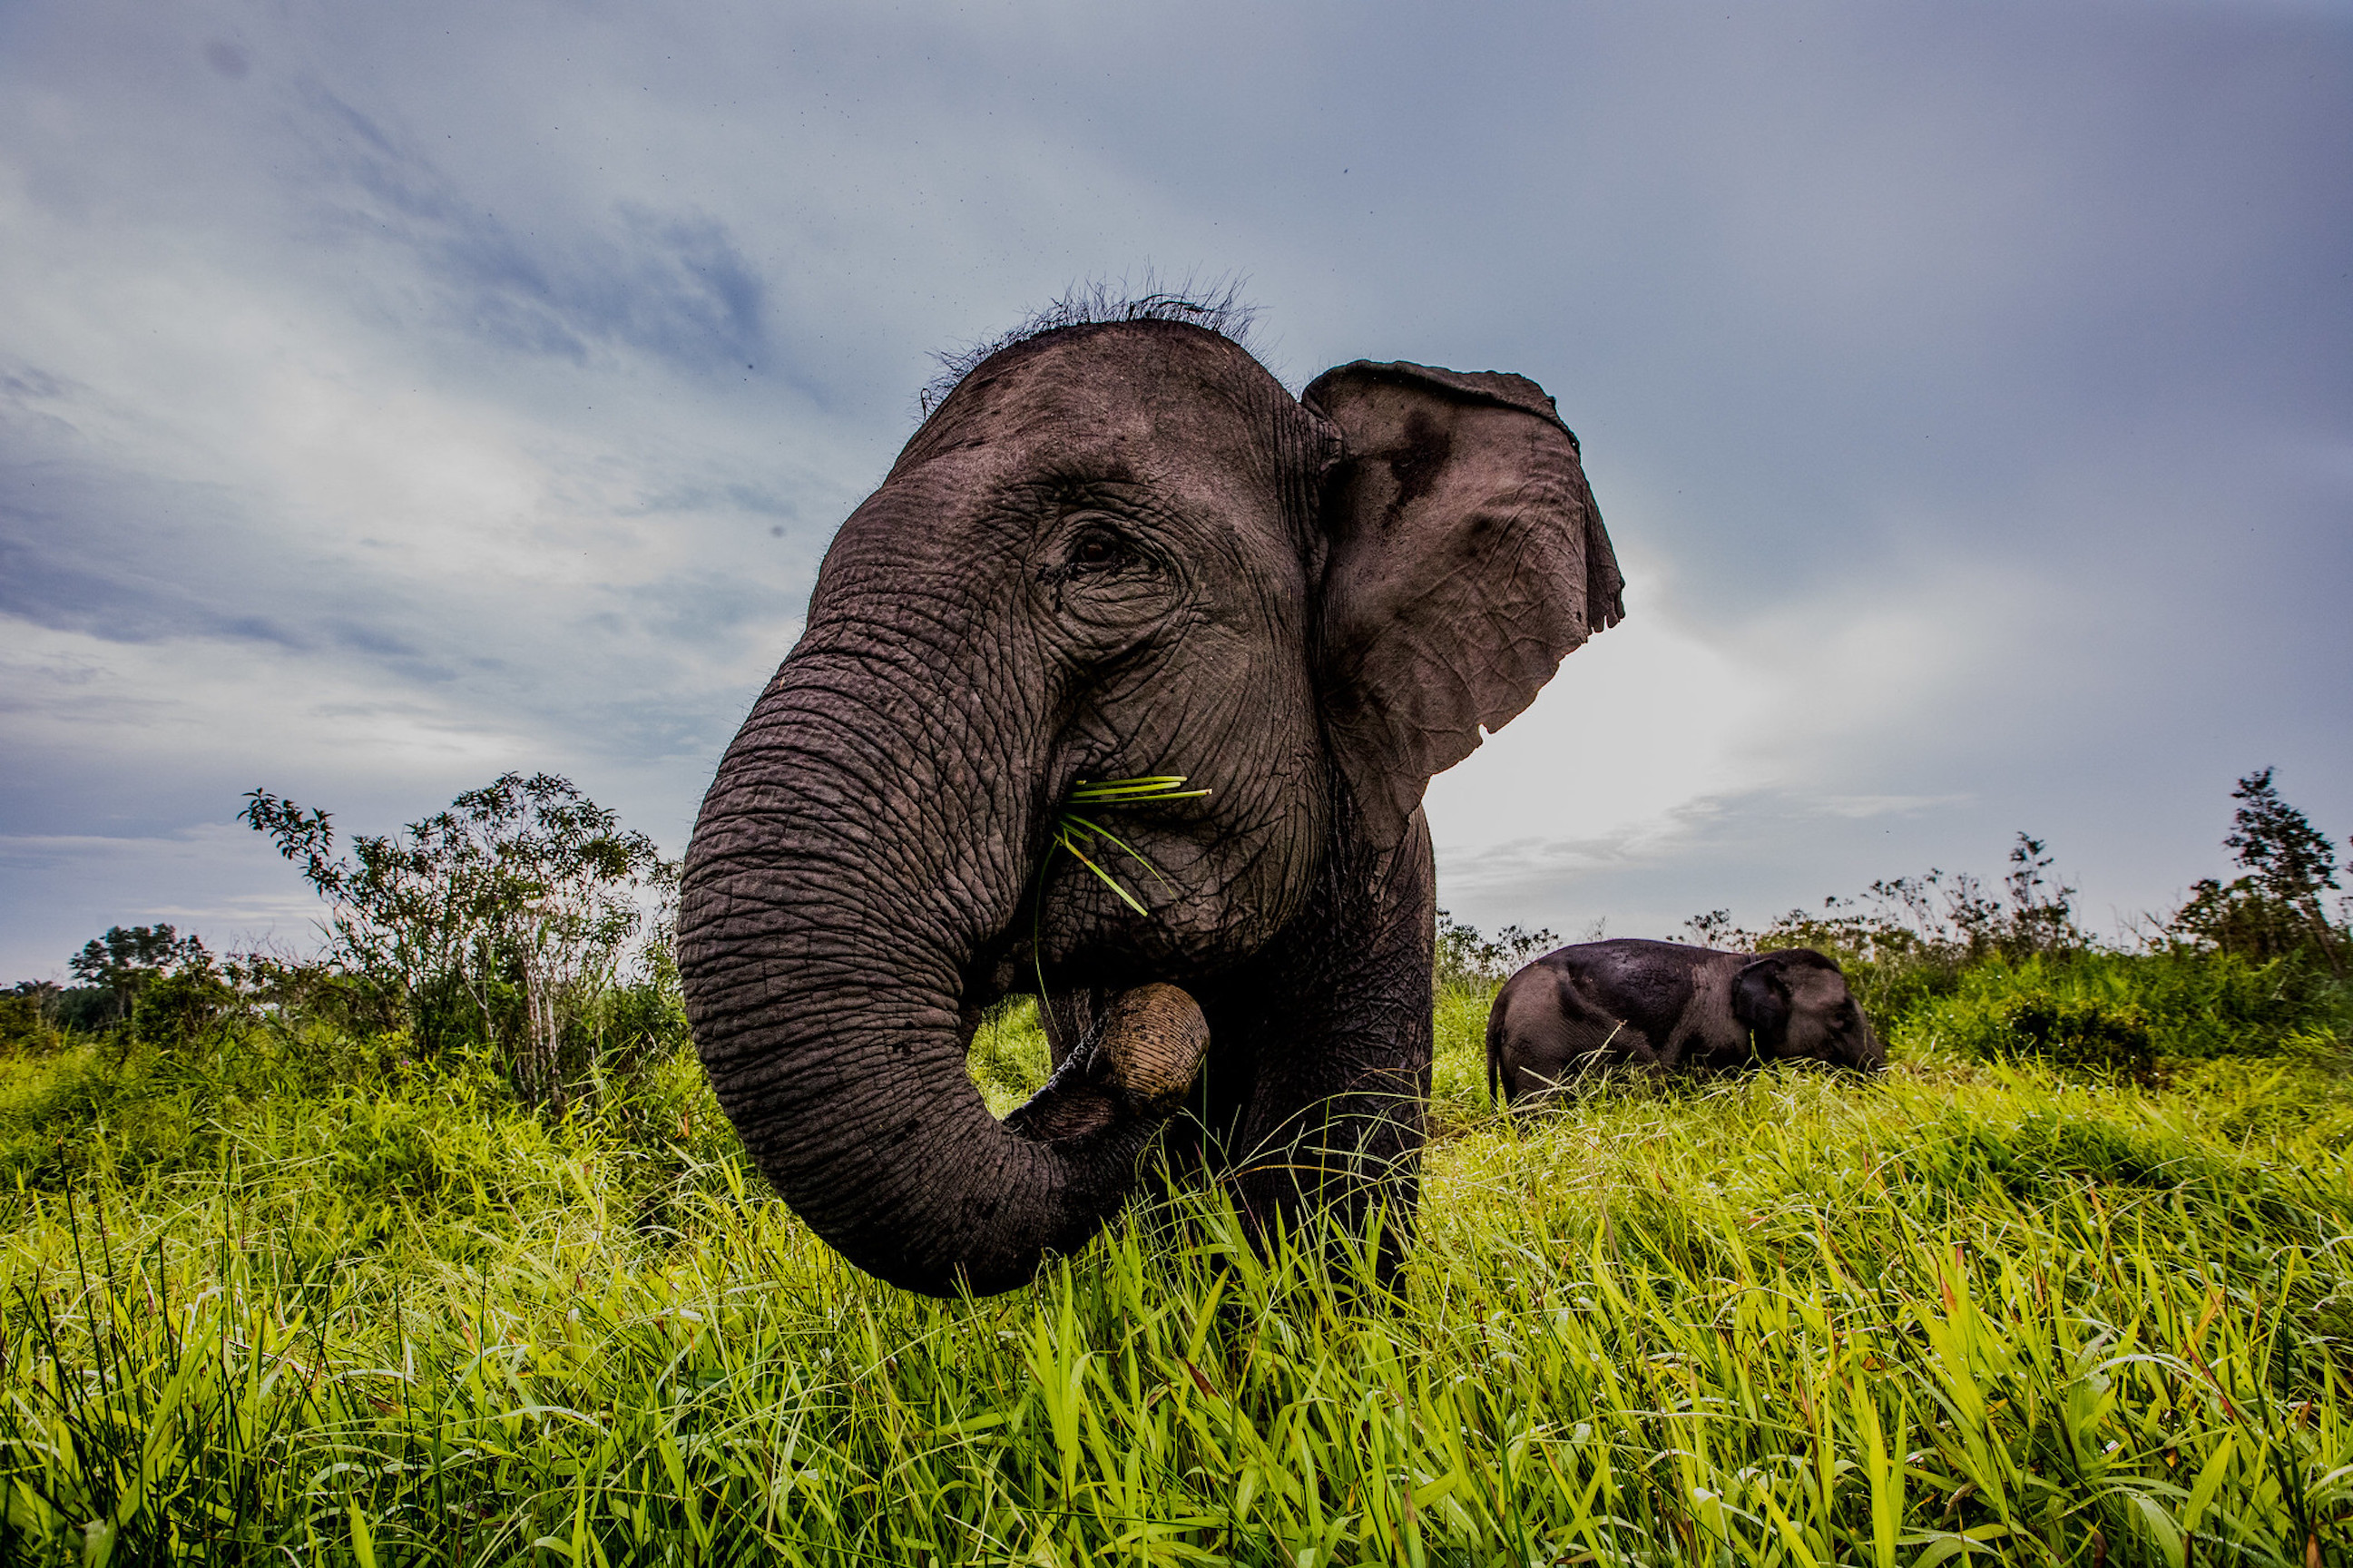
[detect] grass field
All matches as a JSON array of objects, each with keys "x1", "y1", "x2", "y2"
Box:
[{"x1": 4, "y1": 954, "x2": 2349, "y2": 1565}]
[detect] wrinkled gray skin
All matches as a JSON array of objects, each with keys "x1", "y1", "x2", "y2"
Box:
[
  {"x1": 1487, "y1": 939, "x2": 1884, "y2": 1104},
  {"x1": 680, "y1": 318, "x2": 1623, "y2": 1297}
]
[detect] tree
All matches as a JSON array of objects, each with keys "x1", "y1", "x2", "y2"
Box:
[
  {"x1": 2169, "y1": 768, "x2": 2347, "y2": 971},
  {"x1": 241, "y1": 773, "x2": 673, "y2": 1108},
  {"x1": 2225, "y1": 768, "x2": 2341, "y2": 904},
  {"x1": 67, "y1": 925, "x2": 210, "y2": 1024},
  {"x1": 2000, "y1": 833, "x2": 2080, "y2": 956}
]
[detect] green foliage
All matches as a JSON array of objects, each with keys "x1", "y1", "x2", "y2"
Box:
[
  {"x1": 0, "y1": 988, "x2": 62, "y2": 1059},
  {"x1": 0, "y1": 1043, "x2": 221, "y2": 1188},
  {"x1": 1995, "y1": 992, "x2": 2157, "y2": 1079},
  {"x1": 1898, "y1": 949, "x2": 2341, "y2": 1084},
  {"x1": 41, "y1": 985, "x2": 116, "y2": 1036},
  {"x1": 1434, "y1": 908, "x2": 1557, "y2": 993},
  {"x1": 2169, "y1": 877, "x2": 2325, "y2": 964},
  {"x1": 1430, "y1": 981, "x2": 1495, "y2": 1124},
  {"x1": 6, "y1": 774, "x2": 2350, "y2": 1561},
  {"x1": 64, "y1": 924, "x2": 209, "y2": 1027},
  {"x1": 125, "y1": 964, "x2": 235, "y2": 1056},
  {"x1": 241, "y1": 772, "x2": 676, "y2": 1110},
  {"x1": 1689, "y1": 832, "x2": 2090, "y2": 1030},
  {"x1": 2168, "y1": 769, "x2": 2348, "y2": 975},
  {"x1": 2225, "y1": 767, "x2": 2343, "y2": 905}
]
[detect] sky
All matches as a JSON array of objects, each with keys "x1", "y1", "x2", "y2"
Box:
[{"x1": 3, "y1": 0, "x2": 2349, "y2": 980}]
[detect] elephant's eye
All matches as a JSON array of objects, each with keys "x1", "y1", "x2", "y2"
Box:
[
  {"x1": 1034, "y1": 515, "x2": 1167, "y2": 628},
  {"x1": 1055, "y1": 524, "x2": 1135, "y2": 577}
]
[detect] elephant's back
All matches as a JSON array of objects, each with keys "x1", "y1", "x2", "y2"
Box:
[
  {"x1": 1547, "y1": 940, "x2": 1708, "y2": 1024},
  {"x1": 1495, "y1": 956, "x2": 1655, "y2": 1073}
]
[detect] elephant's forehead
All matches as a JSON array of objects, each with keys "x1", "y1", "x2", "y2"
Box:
[
  {"x1": 892, "y1": 325, "x2": 1289, "y2": 497},
  {"x1": 1788, "y1": 966, "x2": 1849, "y2": 1004}
]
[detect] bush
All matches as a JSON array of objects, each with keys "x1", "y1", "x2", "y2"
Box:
[
  {"x1": 127, "y1": 965, "x2": 235, "y2": 1055},
  {"x1": 1900, "y1": 948, "x2": 2340, "y2": 1080},
  {"x1": 1690, "y1": 833, "x2": 2088, "y2": 1027},
  {"x1": 241, "y1": 772, "x2": 675, "y2": 1111},
  {"x1": 1434, "y1": 910, "x2": 1556, "y2": 993},
  {"x1": 1997, "y1": 992, "x2": 2155, "y2": 1078},
  {"x1": 0, "y1": 990, "x2": 61, "y2": 1059},
  {"x1": 0, "y1": 1044, "x2": 220, "y2": 1187}
]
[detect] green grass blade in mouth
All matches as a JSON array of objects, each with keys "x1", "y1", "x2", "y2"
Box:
[
  {"x1": 1058, "y1": 816, "x2": 1174, "y2": 894},
  {"x1": 1068, "y1": 777, "x2": 1211, "y2": 804},
  {"x1": 1046, "y1": 776, "x2": 1210, "y2": 919},
  {"x1": 1032, "y1": 773, "x2": 1211, "y2": 995},
  {"x1": 1052, "y1": 824, "x2": 1152, "y2": 917}
]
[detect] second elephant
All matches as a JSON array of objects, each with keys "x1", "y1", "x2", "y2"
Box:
[{"x1": 1486, "y1": 939, "x2": 1884, "y2": 1105}]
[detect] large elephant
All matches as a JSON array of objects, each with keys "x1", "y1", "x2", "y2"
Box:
[
  {"x1": 1486, "y1": 939, "x2": 1885, "y2": 1105},
  {"x1": 679, "y1": 305, "x2": 1623, "y2": 1296}
]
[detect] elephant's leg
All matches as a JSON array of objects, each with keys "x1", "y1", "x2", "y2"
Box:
[{"x1": 1210, "y1": 812, "x2": 1437, "y2": 1288}]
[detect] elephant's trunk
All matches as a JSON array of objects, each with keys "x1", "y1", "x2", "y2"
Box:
[{"x1": 678, "y1": 640, "x2": 1204, "y2": 1296}]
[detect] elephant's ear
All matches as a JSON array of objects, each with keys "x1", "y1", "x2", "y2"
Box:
[
  {"x1": 1732, "y1": 956, "x2": 1793, "y2": 1054},
  {"x1": 1302, "y1": 359, "x2": 1624, "y2": 855}
]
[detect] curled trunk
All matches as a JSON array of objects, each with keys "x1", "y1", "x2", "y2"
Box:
[{"x1": 679, "y1": 657, "x2": 1205, "y2": 1296}]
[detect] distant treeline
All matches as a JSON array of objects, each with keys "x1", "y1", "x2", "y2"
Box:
[{"x1": 5, "y1": 766, "x2": 2348, "y2": 1104}]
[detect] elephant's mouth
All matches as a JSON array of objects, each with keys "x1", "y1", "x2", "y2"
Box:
[
  {"x1": 946, "y1": 822, "x2": 1219, "y2": 1145},
  {"x1": 956, "y1": 866, "x2": 1171, "y2": 1059},
  {"x1": 957, "y1": 784, "x2": 1211, "y2": 1070}
]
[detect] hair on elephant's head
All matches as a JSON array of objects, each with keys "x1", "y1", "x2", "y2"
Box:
[
  {"x1": 1731, "y1": 948, "x2": 1885, "y2": 1071},
  {"x1": 680, "y1": 296, "x2": 1623, "y2": 1295}
]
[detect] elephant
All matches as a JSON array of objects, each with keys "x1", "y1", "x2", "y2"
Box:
[
  {"x1": 678, "y1": 299, "x2": 1623, "y2": 1297},
  {"x1": 1485, "y1": 939, "x2": 1885, "y2": 1105}
]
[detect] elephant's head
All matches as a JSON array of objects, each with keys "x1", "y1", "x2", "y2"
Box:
[
  {"x1": 680, "y1": 312, "x2": 1622, "y2": 1294},
  {"x1": 1732, "y1": 948, "x2": 1885, "y2": 1071}
]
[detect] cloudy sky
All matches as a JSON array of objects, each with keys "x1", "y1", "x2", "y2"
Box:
[{"x1": 4, "y1": 0, "x2": 2348, "y2": 979}]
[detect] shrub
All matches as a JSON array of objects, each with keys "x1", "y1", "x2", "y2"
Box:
[
  {"x1": 1901, "y1": 948, "x2": 2338, "y2": 1080},
  {"x1": 1997, "y1": 992, "x2": 2155, "y2": 1078},
  {"x1": 127, "y1": 964, "x2": 236, "y2": 1055},
  {"x1": 0, "y1": 989, "x2": 61, "y2": 1059},
  {"x1": 0, "y1": 1044, "x2": 217, "y2": 1187},
  {"x1": 1434, "y1": 910, "x2": 1557, "y2": 993},
  {"x1": 43, "y1": 985, "x2": 116, "y2": 1036},
  {"x1": 1691, "y1": 832, "x2": 2087, "y2": 1026},
  {"x1": 241, "y1": 773, "x2": 676, "y2": 1111}
]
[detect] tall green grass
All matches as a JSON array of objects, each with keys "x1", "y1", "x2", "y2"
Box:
[{"x1": 4, "y1": 956, "x2": 2349, "y2": 1563}]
